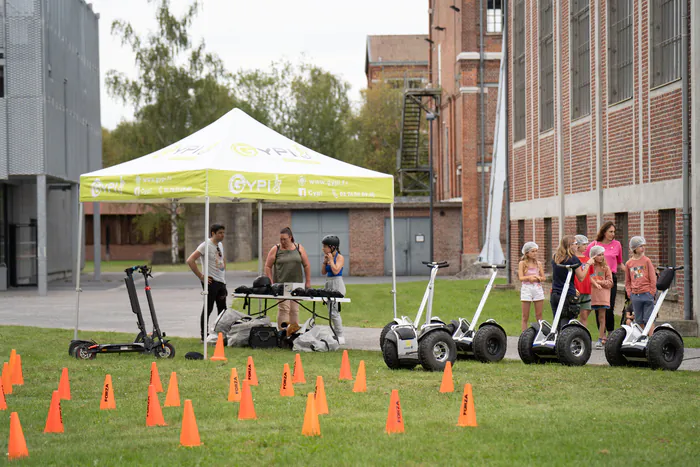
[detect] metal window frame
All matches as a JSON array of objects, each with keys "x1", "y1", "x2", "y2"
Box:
[
  {"x1": 576, "y1": 214, "x2": 587, "y2": 238},
  {"x1": 514, "y1": 0, "x2": 526, "y2": 141},
  {"x1": 487, "y1": 0, "x2": 504, "y2": 33},
  {"x1": 539, "y1": 0, "x2": 554, "y2": 132},
  {"x1": 608, "y1": 0, "x2": 634, "y2": 104},
  {"x1": 570, "y1": 0, "x2": 591, "y2": 119},
  {"x1": 659, "y1": 209, "x2": 677, "y2": 267},
  {"x1": 651, "y1": 0, "x2": 682, "y2": 88}
]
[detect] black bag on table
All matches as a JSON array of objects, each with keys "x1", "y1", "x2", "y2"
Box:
[{"x1": 249, "y1": 326, "x2": 279, "y2": 349}]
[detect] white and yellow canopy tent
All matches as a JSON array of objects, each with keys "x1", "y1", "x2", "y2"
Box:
[{"x1": 75, "y1": 108, "x2": 397, "y2": 358}]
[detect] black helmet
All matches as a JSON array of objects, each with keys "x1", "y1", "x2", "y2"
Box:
[
  {"x1": 321, "y1": 235, "x2": 340, "y2": 248},
  {"x1": 253, "y1": 275, "x2": 272, "y2": 288}
]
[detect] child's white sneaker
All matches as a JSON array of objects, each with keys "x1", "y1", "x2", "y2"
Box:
[
  {"x1": 595, "y1": 339, "x2": 603, "y2": 349},
  {"x1": 337, "y1": 336, "x2": 346, "y2": 345}
]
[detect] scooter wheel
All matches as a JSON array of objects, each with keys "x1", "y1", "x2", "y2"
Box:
[
  {"x1": 382, "y1": 340, "x2": 417, "y2": 370},
  {"x1": 647, "y1": 329, "x2": 684, "y2": 371},
  {"x1": 68, "y1": 340, "x2": 85, "y2": 357},
  {"x1": 154, "y1": 342, "x2": 176, "y2": 359},
  {"x1": 556, "y1": 326, "x2": 592, "y2": 366},
  {"x1": 473, "y1": 325, "x2": 507, "y2": 363},
  {"x1": 74, "y1": 343, "x2": 96, "y2": 360},
  {"x1": 517, "y1": 328, "x2": 544, "y2": 364},
  {"x1": 418, "y1": 330, "x2": 457, "y2": 372},
  {"x1": 379, "y1": 321, "x2": 398, "y2": 350},
  {"x1": 604, "y1": 328, "x2": 628, "y2": 366}
]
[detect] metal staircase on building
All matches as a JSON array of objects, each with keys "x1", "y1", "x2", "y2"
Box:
[{"x1": 397, "y1": 88, "x2": 441, "y2": 194}]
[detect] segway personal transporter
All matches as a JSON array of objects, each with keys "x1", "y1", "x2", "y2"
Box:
[
  {"x1": 69, "y1": 265, "x2": 175, "y2": 360},
  {"x1": 604, "y1": 266, "x2": 684, "y2": 370},
  {"x1": 381, "y1": 261, "x2": 456, "y2": 371},
  {"x1": 518, "y1": 264, "x2": 592, "y2": 366},
  {"x1": 450, "y1": 263, "x2": 508, "y2": 362}
]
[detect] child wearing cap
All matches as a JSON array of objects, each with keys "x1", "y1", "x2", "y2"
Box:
[
  {"x1": 518, "y1": 242, "x2": 546, "y2": 332},
  {"x1": 625, "y1": 236, "x2": 657, "y2": 334},
  {"x1": 588, "y1": 245, "x2": 613, "y2": 348},
  {"x1": 573, "y1": 235, "x2": 592, "y2": 323}
]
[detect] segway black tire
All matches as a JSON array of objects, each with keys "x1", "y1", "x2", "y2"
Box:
[
  {"x1": 381, "y1": 340, "x2": 417, "y2": 370},
  {"x1": 517, "y1": 327, "x2": 544, "y2": 364},
  {"x1": 154, "y1": 342, "x2": 176, "y2": 359},
  {"x1": 74, "y1": 343, "x2": 96, "y2": 360},
  {"x1": 473, "y1": 325, "x2": 507, "y2": 363},
  {"x1": 418, "y1": 330, "x2": 457, "y2": 372},
  {"x1": 68, "y1": 340, "x2": 86, "y2": 357},
  {"x1": 379, "y1": 321, "x2": 398, "y2": 350},
  {"x1": 556, "y1": 326, "x2": 592, "y2": 366},
  {"x1": 604, "y1": 328, "x2": 628, "y2": 367},
  {"x1": 647, "y1": 329, "x2": 684, "y2": 371}
]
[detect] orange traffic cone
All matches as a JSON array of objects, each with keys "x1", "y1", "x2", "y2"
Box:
[
  {"x1": 57, "y1": 367, "x2": 70, "y2": 400},
  {"x1": 180, "y1": 399, "x2": 202, "y2": 447},
  {"x1": 238, "y1": 379, "x2": 257, "y2": 420},
  {"x1": 352, "y1": 360, "x2": 367, "y2": 393},
  {"x1": 292, "y1": 353, "x2": 306, "y2": 384},
  {"x1": 44, "y1": 390, "x2": 64, "y2": 433},
  {"x1": 314, "y1": 376, "x2": 329, "y2": 415},
  {"x1": 0, "y1": 378, "x2": 7, "y2": 410},
  {"x1": 100, "y1": 374, "x2": 116, "y2": 410},
  {"x1": 228, "y1": 368, "x2": 241, "y2": 402},
  {"x1": 8, "y1": 412, "x2": 29, "y2": 460},
  {"x1": 210, "y1": 333, "x2": 228, "y2": 361},
  {"x1": 2, "y1": 362, "x2": 12, "y2": 395},
  {"x1": 150, "y1": 362, "x2": 163, "y2": 393},
  {"x1": 12, "y1": 355, "x2": 24, "y2": 386},
  {"x1": 439, "y1": 361, "x2": 454, "y2": 393},
  {"x1": 301, "y1": 392, "x2": 321, "y2": 436},
  {"x1": 8, "y1": 349, "x2": 16, "y2": 386},
  {"x1": 457, "y1": 383, "x2": 478, "y2": 427},
  {"x1": 385, "y1": 389, "x2": 404, "y2": 434},
  {"x1": 280, "y1": 364, "x2": 295, "y2": 397},
  {"x1": 146, "y1": 384, "x2": 166, "y2": 427},
  {"x1": 246, "y1": 356, "x2": 259, "y2": 386},
  {"x1": 339, "y1": 350, "x2": 352, "y2": 380},
  {"x1": 165, "y1": 372, "x2": 180, "y2": 407}
]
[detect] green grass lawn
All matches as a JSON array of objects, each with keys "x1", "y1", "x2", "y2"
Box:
[
  {"x1": 0, "y1": 326, "x2": 698, "y2": 465},
  {"x1": 84, "y1": 260, "x2": 258, "y2": 273}
]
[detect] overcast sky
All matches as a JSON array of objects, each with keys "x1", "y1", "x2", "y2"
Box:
[{"x1": 90, "y1": 0, "x2": 428, "y2": 129}]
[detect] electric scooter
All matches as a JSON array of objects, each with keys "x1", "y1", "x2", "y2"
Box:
[
  {"x1": 69, "y1": 265, "x2": 175, "y2": 360},
  {"x1": 381, "y1": 261, "x2": 456, "y2": 371},
  {"x1": 518, "y1": 264, "x2": 592, "y2": 366},
  {"x1": 605, "y1": 266, "x2": 684, "y2": 370},
  {"x1": 450, "y1": 264, "x2": 508, "y2": 362}
]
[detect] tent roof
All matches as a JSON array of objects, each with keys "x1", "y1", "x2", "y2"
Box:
[{"x1": 80, "y1": 108, "x2": 394, "y2": 204}]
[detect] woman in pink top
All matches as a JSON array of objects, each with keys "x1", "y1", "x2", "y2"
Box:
[{"x1": 585, "y1": 222, "x2": 626, "y2": 337}]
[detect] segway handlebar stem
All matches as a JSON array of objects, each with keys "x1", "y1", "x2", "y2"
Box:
[
  {"x1": 550, "y1": 265, "x2": 576, "y2": 332},
  {"x1": 468, "y1": 264, "x2": 502, "y2": 332},
  {"x1": 414, "y1": 263, "x2": 442, "y2": 326}
]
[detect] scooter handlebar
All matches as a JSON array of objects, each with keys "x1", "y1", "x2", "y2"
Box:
[
  {"x1": 481, "y1": 263, "x2": 507, "y2": 269},
  {"x1": 422, "y1": 261, "x2": 449, "y2": 268},
  {"x1": 657, "y1": 265, "x2": 684, "y2": 271}
]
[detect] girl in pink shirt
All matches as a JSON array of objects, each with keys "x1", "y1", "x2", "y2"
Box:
[{"x1": 587, "y1": 245, "x2": 613, "y2": 348}]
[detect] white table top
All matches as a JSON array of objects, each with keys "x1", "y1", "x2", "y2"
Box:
[{"x1": 232, "y1": 293, "x2": 351, "y2": 303}]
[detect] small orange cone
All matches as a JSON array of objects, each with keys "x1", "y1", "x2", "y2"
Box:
[
  {"x1": 8, "y1": 349, "x2": 16, "y2": 386},
  {"x1": 57, "y1": 368, "x2": 70, "y2": 400},
  {"x1": 301, "y1": 392, "x2": 321, "y2": 436},
  {"x1": 280, "y1": 364, "x2": 295, "y2": 397},
  {"x1": 457, "y1": 383, "x2": 478, "y2": 427},
  {"x1": 0, "y1": 378, "x2": 7, "y2": 410},
  {"x1": 339, "y1": 350, "x2": 352, "y2": 380},
  {"x1": 238, "y1": 379, "x2": 257, "y2": 420},
  {"x1": 292, "y1": 353, "x2": 306, "y2": 384},
  {"x1": 146, "y1": 384, "x2": 166, "y2": 427},
  {"x1": 180, "y1": 399, "x2": 202, "y2": 447},
  {"x1": 8, "y1": 412, "x2": 29, "y2": 460},
  {"x1": 100, "y1": 375, "x2": 116, "y2": 410},
  {"x1": 228, "y1": 368, "x2": 241, "y2": 402},
  {"x1": 439, "y1": 361, "x2": 454, "y2": 393},
  {"x1": 352, "y1": 360, "x2": 367, "y2": 393},
  {"x1": 210, "y1": 332, "x2": 228, "y2": 361},
  {"x1": 246, "y1": 356, "x2": 259, "y2": 386},
  {"x1": 12, "y1": 355, "x2": 24, "y2": 386},
  {"x1": 314, "y1": 376, "x2": 329, "y2": 415},
  {"x1": 164, "y1": 372, "x2": 180, "y2": 407},
  {"x1": 1, "y1": 362, "x2": 11, "y2": 395},
  {"x1": 385, "y1": 389, "x2": 404, "y2": 434},
  {"x1": 150, "y1": 362, "x2": 163, "y2": 393},
  {"x1": 44, "y1": 390, "x2": 64, "y2": 433}
]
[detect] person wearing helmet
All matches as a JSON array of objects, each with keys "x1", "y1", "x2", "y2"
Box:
[
  {"x1": 625, "y1": 236, "x2": 657, "y2": 334},
  {"x1": 322, "y1": 235, "x2": 346, "y2": 345}
]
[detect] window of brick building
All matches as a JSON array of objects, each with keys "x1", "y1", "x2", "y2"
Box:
[
  {"x1": 576, "y1": 215, "x2": 587, "y2": 238},
  {"x1": 539, "y1": 0, "x2": 554, "y2": 132},
  {"x1": 544, "y1": 217, "x2": 553, "y2": 272},
  {"x1": 570, "y1": 0, "x2": 591, "y2": 119},
  {"x1": 608, "y1": 0, "x2": 633, "y2": 104},
  {"x1": 651, "y1": 0, "x2": 682, "y2": 88},
  {"x1": 487, "y1": 0, "x2": 504, "y2": 33},
  {"x1": 659, "y1": 209, "x2": 677, "y2": 267},
  {"x1": 614, "y1": 213, "x2": 629, "y2": 281},
  {"x1": 0, "y1": 65, "x2": 4, "y2": 98},
  {"x1": 443, "y1": 125, "x2": 450, "y2": 195},
  {"x1": 518, "y1": 219, "x2": 525, "y2": 254},
  {"x1": 514, "y1": 0, "x2": 526, "y2": 141}
]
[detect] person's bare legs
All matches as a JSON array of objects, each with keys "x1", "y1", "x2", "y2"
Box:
[
  {"x1": 521, "y1": 301, "x2": 531, "y2": 332},
  {"x1": 579, "y1": 309, "x2": 590, "y2": 327},
  {"x1": 533, "y1": 300, "x2": 543, "y2": 321},
  {"x1": 597, "y1": 311, "x2": 607, "y2": 342}
]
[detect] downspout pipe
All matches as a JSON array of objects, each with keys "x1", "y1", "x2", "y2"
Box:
[
  {"x1": 682, "y1": 0, "x2": 691, "y2": 320},
  {"x1": 479, "y1": 0, "x2": 486, "y2": 245},
  {"x1": 504, "y1": 0, "x2": 511, "y2": 284}
]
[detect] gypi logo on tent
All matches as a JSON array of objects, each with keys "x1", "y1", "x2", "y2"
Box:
[
  {"x1": 91, "y1": 177, "x2": 125, "y2": 198},
  {"x1": 230, "y1": 142, "x2": 312, "y2": 160},
  {"x1": 228, "y1": 174, "x2": 282, "y2": 195}
]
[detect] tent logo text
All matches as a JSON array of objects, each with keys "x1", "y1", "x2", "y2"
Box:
[
  {"x1": 230, "y1": 142, "x2": 312, "y2": 160},
  {"x1": 91, "y1": 177, "x2": 125, "y2": 198},
  {"x1": 228, "y1": 174, "x2": 282, "y2": 195}
]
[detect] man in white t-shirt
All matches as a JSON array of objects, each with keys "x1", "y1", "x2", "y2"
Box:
[{"x1": 186, "y1": 223, "x2": 227, "y2": 342}]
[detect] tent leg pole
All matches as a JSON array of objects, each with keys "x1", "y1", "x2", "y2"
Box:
[
  {"x1": 73, "y1": 201, "x2": 84, "y2": 340},
  {"x1": 390, "y1": 203, "x2": 397, "y2": 320},
  {"x1": 203, "y1": 196, "x2": 210, "y2": 359},
  {"x1": 257, "y1": 201, "x2": 263, "y2": 314}
]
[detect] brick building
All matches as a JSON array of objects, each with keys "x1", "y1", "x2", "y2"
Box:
[
  {"x1": 506, "y1": 0, "x2": 695, "y2": 321},
  {"x1": 365, "y1": 35, "x2": 430, "y2": 89}
]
